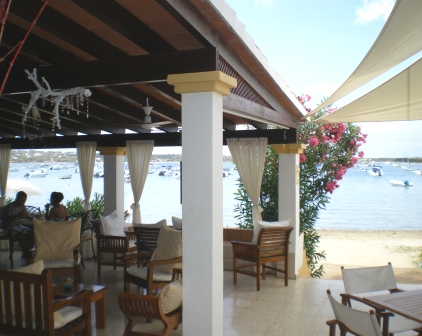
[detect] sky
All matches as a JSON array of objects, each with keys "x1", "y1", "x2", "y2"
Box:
[{"x1": 222, "y1": 0, "x2": 422, "y2": 158}]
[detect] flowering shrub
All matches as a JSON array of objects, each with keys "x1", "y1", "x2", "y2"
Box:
[{"x1": 234, "y1": 94, "x2": 367, "y2": 277}]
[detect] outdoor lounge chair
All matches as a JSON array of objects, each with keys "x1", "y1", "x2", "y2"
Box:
[
  {"x1": 231, "y1": 226, "x2": 293, "y2": 291},
  {"x1": 340, "y1": 263, "x2": 422, "y2": 334},
  {"x1": 326, "y1": 289, "x2": 383, "y2": 336}
]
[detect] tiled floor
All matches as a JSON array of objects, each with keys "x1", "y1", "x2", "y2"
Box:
[{"x1": 1, "y1": 253, "x2": 421, "y2": 335}]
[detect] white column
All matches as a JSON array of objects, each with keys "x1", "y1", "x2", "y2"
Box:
[
  {"x1": 99, "y1": 147, "x2": 126, "y2": 218},
  {"x1": 168, "y1": 71, "x2": 237, "y2": 336},
  {"x1": 272, "y1": 144, "x2": 307, "y2": 278}
]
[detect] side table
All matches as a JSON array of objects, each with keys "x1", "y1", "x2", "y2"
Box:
[{"x1": 53, "y1": 283, "x2": 107, "y2": 328}]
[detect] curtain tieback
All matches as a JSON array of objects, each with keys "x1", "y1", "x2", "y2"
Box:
[{"x1": 130, "y1": 203, "x2": 140, "y2": 210}]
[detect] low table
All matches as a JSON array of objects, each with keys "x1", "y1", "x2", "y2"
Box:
[{"x1": 53, "y1": 283, "x2": 107, "y2": 328}]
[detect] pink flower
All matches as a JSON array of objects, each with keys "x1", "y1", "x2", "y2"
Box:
[
  {"x1": 358, "y1": 151, "x2": 364, "y2": 158},
  {"x1": 300, "y1": 154, "x2": 307, "y2": 163},
  {"x1": 350, "y1": 140, "x2": 355, "y2": 145},
  {"x1": 327, "y1": 108, "x2": 335, "y2": 115},
  {"x1": 308, "y1": 136, "x2": 319, "y2": 147}
]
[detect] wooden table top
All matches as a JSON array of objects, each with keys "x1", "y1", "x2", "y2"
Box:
[
  {"x1": 52, "y1": 283, "x2": 106, "y2": 297},
  {"x1": 363, "y1": 289, "x2": 422, "y2": 324}
]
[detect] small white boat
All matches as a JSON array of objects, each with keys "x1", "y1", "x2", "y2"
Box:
[
  {"x1": 8, "y1": 166, "x2": 19, "y2": 172},
  {"x1": 368, "y1": 166, "x2": 383, "y2": 176},
  {"x1": 390, "y1": 179, "x2": 414, "y2": 187},
  {"x1": 158, "y1": 166, "x2": 173, "y2": 176},
  {"x1": 58, "y1": 174, "x2": 72, "y2": 179},
  {"x1": 413, "y1": 170, "x2": 422, "y2": 175},
  {"x1": 50, "y1": 164, "x2": 63, "y2": 170},
  {"x1": 173, "y1": 172, "x2": 181, "y2": 179}
]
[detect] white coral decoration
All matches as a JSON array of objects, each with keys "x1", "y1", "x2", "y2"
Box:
[{"x1": 23, "y1": 68, "x2": 91, "y2": 132}]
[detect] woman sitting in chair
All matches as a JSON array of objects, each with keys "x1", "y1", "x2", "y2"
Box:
[{"x1": 44, "y1": 192, "x2": 68, "y2": 221}]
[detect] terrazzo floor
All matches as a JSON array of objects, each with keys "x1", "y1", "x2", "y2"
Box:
[{"x1": 1, "y1": 252, "x2": 421, "y2": 335}]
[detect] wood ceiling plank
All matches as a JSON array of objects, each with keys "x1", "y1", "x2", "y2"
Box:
[{"x1": 70, "y1": 0, "x2": 175, "y2": 53}]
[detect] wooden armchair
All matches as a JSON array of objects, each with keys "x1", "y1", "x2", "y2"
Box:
[
  {"x1": 0, "y1": 268, "x2": 92, "y2": 336},
  {"x1": 92, "y1": 219, "x2": 137, "y2": 276},
  {"x1": 124, "y1": 224, "x2": 182, "y2": 294},
  {"x1": 119, "y1": 269, "x2": 183, "y2": 336},
  {"x1": 131, "y1": 226, "x2": 162, "y2": 267},
  {"x1": 231, "y1": 226, "x2": 293, "y2": 291}
]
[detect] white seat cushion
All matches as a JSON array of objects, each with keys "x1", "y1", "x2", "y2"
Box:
[
  {"x1": 126, "y1": 266, "x2": 173, "y2": 282},
  {"x1": 54, "y1": 306, "x2": 83, "y2": 329},
  {"x1": 171, "y1": 216, "x2": 182, "y2": 230},
  {"x1": 133, "y1": 219, "x2": 166, "y2": 229},
  {"x1": 43, "y1": 259, "x2": 77, "y2": 268},
  {"x1": 150, "y1": 224, "x2": 182, "y2": 274}
]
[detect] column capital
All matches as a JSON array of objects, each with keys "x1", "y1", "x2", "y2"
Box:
[
  {"x1": 271, "y1": 143, "x2": 306, "y2": 154},
  {"x1": 167, "y1": 71, "x2": 237, "y2": 96},
  {"x1": 97, "y1": 147, "x2": 126, "y2": 156}
]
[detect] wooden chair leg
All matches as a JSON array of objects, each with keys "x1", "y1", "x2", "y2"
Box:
[
  {"x1": 257, "y1": 262, "x2": 261, "y2": 291},
  {"x1": 97, "y1": 251, "x2": 101, "y2": 276},
  {"x1": 284, "y1": 258, "x2": 289, "y2": 286},
  {"x1": 233, "y1": 257, "x2": 237, "y2": 285}
]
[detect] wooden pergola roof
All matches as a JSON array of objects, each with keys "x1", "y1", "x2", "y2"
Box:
[{"x1": 0, "y1": 0, "x2": 305, "y2": 149}]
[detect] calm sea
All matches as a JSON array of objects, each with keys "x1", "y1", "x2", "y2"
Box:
[{"x1": 7, "y1": 161, "x2": 422, "y2": 230}]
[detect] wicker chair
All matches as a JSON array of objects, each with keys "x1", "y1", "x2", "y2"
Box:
[
  {"x1": 0, "y1": 268, "x2": 92, "y2": 336},
  {"x1": 68, "y1": 209, "x2": 99, "y2": 268},
  {"x1": 0, "y1": 205, "x2": 12, "y2": 268},
  {"x1": 231, "y1": 226, "x2": 293, "y2": 291}
]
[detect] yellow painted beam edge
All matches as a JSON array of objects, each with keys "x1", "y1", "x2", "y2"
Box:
[
  {"x1": 167, "y1": 71, "x2": 237, "y2": 96},
  {"x1": 271, "y1": 143, "x2": 307, "y2": 154}
]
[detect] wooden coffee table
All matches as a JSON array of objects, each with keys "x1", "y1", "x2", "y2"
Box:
[{"x1": 53, "y1": 283, "x2": 107, "y2": 328}]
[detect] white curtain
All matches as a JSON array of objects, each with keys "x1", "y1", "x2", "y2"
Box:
[
  {"x1": 126, "y1": 140, "x2": 154, "y2": 224},
  {"x1": 76, "y1": 142, "x2": 97, "y2": 211},
  {"x1": 0, "y1": 144, "x2": 11, "y2": 206},
  {"x1": 227, "y1": 138, "x2": 267, "y2": 240}
]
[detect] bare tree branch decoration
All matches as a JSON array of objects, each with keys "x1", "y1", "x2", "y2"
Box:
[{"x1": 23, "y1": 68, "x2": 92, "y2": 135}]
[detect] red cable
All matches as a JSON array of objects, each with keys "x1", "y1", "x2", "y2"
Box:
[{"x1": 0, "y1": 0, "x2": 49, "y2": 94}]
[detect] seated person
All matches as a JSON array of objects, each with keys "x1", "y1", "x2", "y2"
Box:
[
  {"x1": 44, "y1": 191, "x2": 69, "y2": 221},
  {"x1": 4, "y1": 191, "x2": 34, "y2": 264}
]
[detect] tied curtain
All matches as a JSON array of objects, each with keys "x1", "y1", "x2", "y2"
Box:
[
  {"x1": 126, "y1": 140, "x2": 154, "y2": 224},
  {"x1": 76, "y1": 142, "x2": 97, "y2": 211},
  {"x1": 227, "y1": 138, "x2": 267, "y2": 241},
  {"x1": 0, "y1": 144, "x2": 11, "y2": 207}
]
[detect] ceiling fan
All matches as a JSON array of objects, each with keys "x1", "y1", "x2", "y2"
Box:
[{"x1": 137, "y1": 98, "x2": 172, "y2": 129}]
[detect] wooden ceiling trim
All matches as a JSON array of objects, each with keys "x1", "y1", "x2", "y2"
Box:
[{"x1": 68, "y1": 0, "x2": 174, "y2": 54}]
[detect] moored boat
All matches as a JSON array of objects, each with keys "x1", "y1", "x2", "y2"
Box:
[
  {"x1": 390, "y1": 179, "x2": 413, "y2": 187},
  {"x1": 368, "y1": 166, "x2": 383, "y2": 176},
  {"x1": 58, "y1": 174, "x2": 72, "y2": 179}
]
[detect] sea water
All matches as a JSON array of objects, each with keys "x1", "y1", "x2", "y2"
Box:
[{"x1": 6, "y1": 162, "x2": 422, "y2": 230}]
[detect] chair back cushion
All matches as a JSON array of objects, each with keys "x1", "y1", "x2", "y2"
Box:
[
  {"x1": 157, "y1": 278, "x2": 183, "y2": 314},
  {"x1": 33, "y1": 218, "x2": 81, "y2": 261},
  {"x1": 151, "y1": 224, "x2": 182, "y2": 274},
  {"x1": 171, "y1": 216, "x2": 182, "y2": 230},
  {"x1": 252, "y1": 219, "x2": 290, "y2": 244},
  {"x1": 100, "y1": 210, "x2": 125, "y2": 236},
  {"x1": 133, "y1": 219, "x2": 166, "y2": 229},
  {"x1": 342, "y1": 264, "x2": 397, "y2": 294},
  {"x1": 327, "y1": 291, "x2": 382, "y2": 336}
]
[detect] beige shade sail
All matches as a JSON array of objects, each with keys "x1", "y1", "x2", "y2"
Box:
[
  {"x1": 315, "y1": 56, "x2": 422, "y2": 123},
  {"x1": 306, "y1": 0, "x2": 422, "y2": 117}
]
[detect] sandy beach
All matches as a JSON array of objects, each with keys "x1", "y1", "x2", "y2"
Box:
[{"x1": 317, "y1": 230, "x2": 422, "y2": 284}]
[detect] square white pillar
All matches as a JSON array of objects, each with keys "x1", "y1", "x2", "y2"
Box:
[
  {"x1": 278, "y1": 153, "x2": 303, "y2": 278},
  {"x1": 103, "y1": 154, "x2": 125, "y2": 217},
  {"x1": 182, "y1": 91, "x2": 223, "y2": 335}
]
